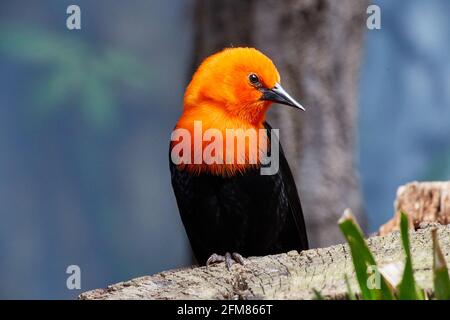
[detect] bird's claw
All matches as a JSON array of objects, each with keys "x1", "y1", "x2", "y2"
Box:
[
  {"x1": 231, "y1": 252, "x2": 245, "y2": 265},
  {"x1": 225, "y1": 252, "x2": 233, "y2": 270},
  {"x1": 206, "y1": 253, "x2": 225, "y2": 266},
  {"x1": 206, "y1": 252, "x2": 246, "y2": 270}
]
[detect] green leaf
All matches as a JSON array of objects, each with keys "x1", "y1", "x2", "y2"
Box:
[
  {"x1": 81, "y1": 76, "x2": 118, "y2": 129},
  {"x1": 32, "y1": 70, "x2": 79, "y2": 117},
  {"x1": 0, "y1": 25, "x2": 152, "y2": 131},
  {"x1": 0, "y1": 26, "x2": 87, "y2": 65},
  {"x1": 344, "y1": 274, "x2": 356, "y2": 300},
  {"x1": 339, "y1": 209, "x2": 395, "y2": 300},
  {"x1": 397, "y1": 212, "x2": 424, "y2": 300},
  {"x1": 313, "y1": 289, "x2": 325, "y2": 300},
  {"x1": 432, "y1": 228, "x2": 450, "y2": 300}
]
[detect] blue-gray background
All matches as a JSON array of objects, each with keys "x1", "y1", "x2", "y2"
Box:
[{"x1": 0, "y1": 0, "x2": 449, "y2": 299}]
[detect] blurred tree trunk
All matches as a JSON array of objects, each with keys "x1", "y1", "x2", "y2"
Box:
[{"x1": 191, "y1": 0, "x2": 367, "y2": 247}]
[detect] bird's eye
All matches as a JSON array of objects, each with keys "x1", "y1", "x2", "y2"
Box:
[{"x1": 248, "y1": 73, "x2": 260, "y2": 86}]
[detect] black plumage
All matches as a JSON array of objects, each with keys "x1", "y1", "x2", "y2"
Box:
[{"x1": 170, "y1": 122, "x2": 309, "y2": 265}]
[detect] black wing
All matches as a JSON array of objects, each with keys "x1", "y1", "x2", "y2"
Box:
[{"x1": 264, "y1": 121, "x2": 309, "y2": 250}]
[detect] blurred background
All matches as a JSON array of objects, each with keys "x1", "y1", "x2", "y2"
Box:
[{"x1": 0, "y1": 0, "x2": 449, "y2": 299}]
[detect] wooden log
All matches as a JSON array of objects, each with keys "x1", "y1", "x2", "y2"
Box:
[
  {"x1": 79, "y1": 224, "x2": 450, "y2": 300},
  {"x1": 380, "y1": 181, "x2": 450, "y2": 236}
]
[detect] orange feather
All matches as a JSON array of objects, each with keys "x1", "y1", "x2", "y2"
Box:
[{"x1": 172, "y1": 47, "x2": 281, "y2": 176}]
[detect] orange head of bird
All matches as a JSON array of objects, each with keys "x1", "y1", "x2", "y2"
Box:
[
  {"x1": 183, "y1": 47, "x2": 304, "y2": 125},
  {"x1": 174, "y1": 47, "x2": 305, "y2": 176}
]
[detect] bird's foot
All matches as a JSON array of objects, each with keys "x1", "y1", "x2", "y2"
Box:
[{"x1": 206, "y1": 252, "x2": 246, "y2": 270}]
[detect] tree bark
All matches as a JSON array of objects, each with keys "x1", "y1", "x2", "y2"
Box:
[
  {"x1": 190, "y1": 0, "x2": 367, "y2": 247},
  {"x1": 380, "y1": 181, "x2": 450, "y2": 236},
  {"x1": 79, "y1": 223, "x2": 449, "y2": 300}
]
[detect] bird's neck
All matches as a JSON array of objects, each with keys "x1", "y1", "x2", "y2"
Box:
[{"x1": 172, "y1": 104, "x2": 269, "y2": 177}]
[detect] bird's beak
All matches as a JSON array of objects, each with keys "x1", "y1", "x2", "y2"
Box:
[{"x1": 260, "y1": 83, "x2": 305, "y2": 111}]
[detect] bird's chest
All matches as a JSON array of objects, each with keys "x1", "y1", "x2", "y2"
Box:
[
  {"x1": 171, "y1": 117, "x2": 270, "y2": 177},
  {"x1": 190, "y1": 171, "x2": 289, "y2": 239}
]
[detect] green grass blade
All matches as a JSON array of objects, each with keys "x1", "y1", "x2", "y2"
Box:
[
  {"x1": 432, "y1": 228, "x2": 450, "y2": 300},
  {"x1": 339, "y1": 212, "x2": 373, "y2": 299},
  {"x1": 344, "y1": 274, "x2": 356, "y2": 300},
  {"x1": 397, "y1": 212, "x2": 424, "y2": 300},
  {"x1": 313, "y1": 289, "x2": 325, "y2": 300},
  {"x1": 339, "y1": 209, "x2": 395, "y2": 300}
]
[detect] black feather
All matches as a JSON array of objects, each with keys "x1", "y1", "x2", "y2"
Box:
[{"x1": 170, "y1": 122, "x2": 309, "y2": 265}]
